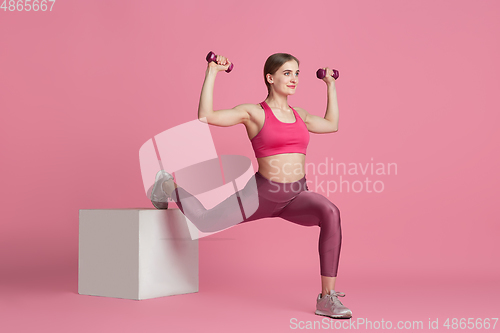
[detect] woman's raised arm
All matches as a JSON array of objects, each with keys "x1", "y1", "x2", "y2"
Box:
[{"x1": 198, "y1": 55, "x2": 250, "y2": 127}]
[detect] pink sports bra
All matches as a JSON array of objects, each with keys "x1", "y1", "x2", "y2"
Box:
[{"x1": 250, "y1": 101, "x2": 310, "y2": 158}]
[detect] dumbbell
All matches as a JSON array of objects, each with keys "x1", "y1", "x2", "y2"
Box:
[
  {"x1": 206, "y1": 51, "x2": 234, "y2": 73},
  {"x1": 316, "y1": 68, "x2": 339, "y2": 80}
]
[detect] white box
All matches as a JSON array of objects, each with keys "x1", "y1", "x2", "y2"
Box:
[{"x1": 78, "y1": 208, "x2": 198, "y2": 300}]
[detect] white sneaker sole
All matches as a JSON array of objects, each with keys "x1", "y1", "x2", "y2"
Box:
[{"x1": 315, "y1": 309, "x2": 352, "y2": 319}]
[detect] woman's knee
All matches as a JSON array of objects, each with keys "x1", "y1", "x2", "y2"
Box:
[
  {"x1": 320, "y1": 202, "x2": 341, "y2": 228},
  {"x1": 330, "y1": 202, "x2": 340, "y2": 219}
]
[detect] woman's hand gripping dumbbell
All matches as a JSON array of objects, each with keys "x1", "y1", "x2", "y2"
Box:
[
  {"x1": 316, "y1": 68, "x2": 339, "y2": 80},
  {"x1": 206, "y1": 51, "x2": 234, "y2": 73}
]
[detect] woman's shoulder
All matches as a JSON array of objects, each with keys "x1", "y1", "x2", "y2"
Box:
[
  {"x1": 290, "y1": 105, "x2": 307, "y2": 122},
  {"x1": 241, "y1": 103, "x2": 264, "y2": 110},
  {"x1": 237, "y1": 103, "x2": 265, "y2": 128},
  {"x1": 237, "y1": 103, "x2": 264, "y2": 116}
]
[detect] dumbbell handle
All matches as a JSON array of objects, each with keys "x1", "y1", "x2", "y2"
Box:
[
  {"x1": 206, "y1": 51, "x2": 234, "y2": 73},
  {"x1": 316, "y1": 68, "x2": 339, "y2": 80}
]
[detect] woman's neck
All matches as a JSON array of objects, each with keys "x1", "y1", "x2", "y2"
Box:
[{"x1": 265, "y1": 93, "x2": 289, "y2": 111}]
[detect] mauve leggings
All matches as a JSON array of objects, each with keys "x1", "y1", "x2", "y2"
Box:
[{"x1": 170, "y1": 171, "x2": 342, "y2": 277}]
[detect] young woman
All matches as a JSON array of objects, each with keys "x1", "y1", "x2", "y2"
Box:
[{"x1": 150, "y1": 53, "x2": 351, "y2": 319}]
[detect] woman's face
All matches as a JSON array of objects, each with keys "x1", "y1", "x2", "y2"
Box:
[{"x1": 268, "y1": 60, "x2": 299, "y2": 96}]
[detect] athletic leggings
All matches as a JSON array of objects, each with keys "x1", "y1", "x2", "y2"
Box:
[{"x1": 170, "y1": 171, "x2": 342, "y2": 277}]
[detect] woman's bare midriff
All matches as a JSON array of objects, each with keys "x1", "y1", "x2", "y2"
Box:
[
  {"x1": 256, "y1": 154, "x2": 306, "y2": 183},
  {"x1": 245, "y1": 103, "x2": 307, "y2": 183}
]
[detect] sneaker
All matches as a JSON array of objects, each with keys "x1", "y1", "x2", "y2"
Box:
[
  {"x1": 315, "y1": 290, "x2": 352, "y2": 319},
  {"x1": 150, "y1": 170, "x2": 173, "y2": 209}
]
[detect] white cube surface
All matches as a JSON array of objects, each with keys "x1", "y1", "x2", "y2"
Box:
[{"x1": 79, "y1": 208, "x2": 198, "y2": 300}]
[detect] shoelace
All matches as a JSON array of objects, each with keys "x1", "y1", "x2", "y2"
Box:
[{"x1": 325, "y1": 291, "x2": 346, "y2": 307}]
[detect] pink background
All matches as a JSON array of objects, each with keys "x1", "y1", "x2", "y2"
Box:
[{"x1": 1, "y1": 0, "x2": 499, "y2": 332}]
